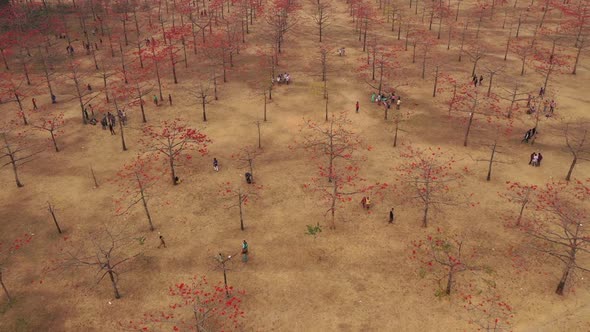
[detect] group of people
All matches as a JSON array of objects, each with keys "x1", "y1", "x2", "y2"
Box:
[
  {"x1": 274, "y1": 73, "x2": 291, "y2": 85},
  {"x1": 527, "y1": 93, "x2": 556, "y2": 117},
  {"x1": 370, "y1": 91, "x2": 401, "y2": 110},
  {"x1": 100, "y1": 112, "x2": 119, "y2": 135},
  {"x1": 472, "y1": 74, "x2": 484, "y2": 87},
  {"x1": 529, "y1": 152, "x2": 544, "y2": 167}
]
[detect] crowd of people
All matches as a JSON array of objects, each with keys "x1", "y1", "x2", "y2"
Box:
[
  {"x1": 370, "y1": 91, "x2": 402, "y2": 110},
  {"x1": 526, "y1": 88, "x2": 556, "y2": 118}
]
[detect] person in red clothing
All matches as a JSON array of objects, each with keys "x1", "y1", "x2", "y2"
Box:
[{"x1": 355, "y1": 101, "x2": 359, "y2": 113}]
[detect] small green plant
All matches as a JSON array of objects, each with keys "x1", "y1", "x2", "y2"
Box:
[
  {"x1": 305, "y1": 224, "x2": 322, "y2": 238},
  {"x1": 135, "y1": 236, "x2": 146, "y2": 245}
]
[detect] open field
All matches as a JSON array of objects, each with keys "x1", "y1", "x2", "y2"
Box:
[{"x1": 1, "y1": 0, "x2": 589, "y2": 330}]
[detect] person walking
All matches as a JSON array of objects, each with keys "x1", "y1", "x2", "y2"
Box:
[
  {"x1": 158, "y1": 234, "x2": 167, "y2": 248},
  {"x1": 153, "y1": 95, "x2": 158, "y2": 106},
  {"x1": 537, "y1": 152, "x2": 543, "y2": 167},
  {"x1": 213, "y1": 158, "x2": 219, "y2": 171},
  {"x1": 389, "y1": 208, "x2": 395, "y2": 224},
  {"x1": 356, "y1": 101, "x2": 360, "y2": 113},
  {"x1": 32, "y1": 98, "x2": 37, "y2": 110},
  {"x1": 396, "y1": 97, "x2": 401, "y2": 110},
  {"x1": 529, "y1": 152, "x2": 536, "y2": 165},
  {"x1": 479, "y1": 75, "x2": 484, "y2": 86},
  {"x1": 107, "y1": 112, "x2": 116, "y2": 135},
  {"x1": 51, "y1": 94, "x2": 57, "y2": 104},
  {"x1": 241, "y1": 240, "x2": 249, "y2": 262}
]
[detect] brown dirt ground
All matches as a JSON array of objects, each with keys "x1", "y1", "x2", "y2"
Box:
[{"x1": 1, "y1": 0, "x2": 590, "y2": 331}]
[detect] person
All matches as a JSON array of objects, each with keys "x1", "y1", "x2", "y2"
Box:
[
  {"x1": 107, "y1": 112, "x2": 116, "y2": 135},
  {"x1": 87, "y1": 84, "x2": 92, "y2": 91},
  {"x1": 158, "y1": 234, "x2": 167, "y2": 248},
  {"x1": 213, "y1": 158, "x2": 219, "y2": 171},
  {"x1": 89, "y1": 118, "x2": 97, "y2": 125},
  {"x1": 472, "y1": 75, "x2": 478, "y2": 87},
  {"x1": 356, "y1": 101, "x2": 359, "y2": 113},
  {"x1": 361, "y1": 196, "x2": 367, "y2": 209},
  {"x1": 365, "y1": 197, "x2": 371, "y2": 209},
  {"x1": 531, "y1": 153, "x2": 539, "y2": 166},
  {"x1": 245, "y1": 172, "x2": 253, "y2": 184},
  {"x1": 32, "y1": 98, "x2": 37, "y2": 110},
  {"x1": 241, "y1": 240, "x2": 249, "y2": 263},
  {"x1": 527, "y1": 104, "x2": 536, "y2": 114},
  {"x1": 168, "y1": 94, "x2": 172, "y2": 106},
  {"x1": 153, "y1": 95, "x2": 158, "y2": 106},
  {"x1": 549, "y1": 100, "x2": 556, "y2": 114},
  {"x1": 537, "y1": 152, "x2": 543, "y2": 167},
  {"x1": 371, "y1": 92, "x2": 376, "y2": 103},
  {"x1": 389, "y1": 208, "x2": 395, "y2": 224},
  {"x1": 101, "y1": 115, "x2": 108, "y2": 130},
  {"x1": 526, "y1": 94, "x2": 532, "y2": 107},
  {"x1": 341, "y1": 48, "x2": 345, "y2": 56},
  {"x1": 529, "y1": 152, "x2": 536, "y2": 165},
  {"x1": 522, "y1": 130, "x2": 532, "y2": 143},
  {"x1": 396, "y1": 97, "x2": 401, "y2": 110},
  {"x1": 479, "y1": 75, "x2": 484, "y2": 86},
  {"x1": 539, "y1": 87, "x2": 545, "y2": 97},
  {"x1": 543, "y1": 99, "x2": 549, "y2": 113},
  {"x1": 51, "y1": 94, "x2": 57, "y2": 104},
  {"x1": 174, "y1": 176, "x2": 182, "y2": 184}
]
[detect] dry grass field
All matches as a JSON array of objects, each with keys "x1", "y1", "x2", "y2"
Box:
[{"x1": 0, "y1": 0, "x2": 589, "y2": 331}]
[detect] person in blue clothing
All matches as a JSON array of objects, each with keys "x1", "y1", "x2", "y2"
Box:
[{"x1": 241, "y1": 240, "x2": 249, "y2": 262}]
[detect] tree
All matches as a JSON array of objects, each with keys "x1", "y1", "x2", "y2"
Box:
[
  {"x1": 221, "y1": 181, "x2": 262, "y2": 231},
  {"x1": 475, "y1": 133, "x2": 512, "y2": 182},
  {"x1": 461, "y1": 293, "x2": 514, "y2": 331},
  {"x1": 233, "y1": 145, "x2": 263, "y2": 178},
  {"x1": 532, "y1": 35, "x2": 572, "y2": 91},
  {"x1": 304, "y1": 161, "x2": 387, "y2": 229},
  {"x1": 451, "y1": 84, "x2": 503, "y2": 147},
  {"x1": 392, "y1": 108, "x2": 412, "y2": 147},
  {"x1": 0, "y1": 233, "x2": 32, "y2": 303},
  {"x1": 121, "y1": 275, "x2": 245, "y2": 331},
  {"x1": 32, "y1": 110, "x2": 65, "y2": 153},
  {"x1": 465, "y1": 42, "x2": 487, "y2": 77},
  {"x1": 410, "y1": 229, "x2": 488, "y2": 295},
  {"x1": 297, "y1": 112, "x2": 362, "y2": 183},
  {"x1": 527, "y1": 180, "x2": 590, "y2": 295},
  {"x1": 188, "y1": 74, "x2": 215, "y2": 122},
  {"x1": 113, "y1": 154, "x2": 160, "y2": 231},
  {"x1": 141, "y1": 119, "x2": 211, "y2": 185},
  {"x1": 311, "y1": 0, "x2": 331, "y2": 42},
  {"x1": 500, "y1": 181, "x2": 538, "y2": 227},
  {"x1": 562, "y1": 122, "x2": 589, "y2": 181},
  {"x1": 65, "y1": 59, "x2": 100, "y2": 125},
  {"x1": 396, "y1": 145, "x2": 473, "y2": 227},
  {"x1": 0, "y1": 129, "x2": 41, "y2": 188},
  {"x1": 63, "y1": 225, "x2": 141, "y2": 299},
  {"x1": 0, "y1": 73, "x2": 31, "y2": 126}
]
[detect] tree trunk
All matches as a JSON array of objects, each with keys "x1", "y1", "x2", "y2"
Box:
[
  {"x1": 565, "y1": 156, "x2": 577, "y2": 181},
  {"x1": 50, "y1": 131, "x2": 59, "y2": 152},
  {"x1": 445, "y1": 269, "x2": 453, "y2": 294},
  {"x1": 108, "y1": 270, "x2": 121, "y2": 299},
  {"x1": 238, "y1": 193, "x2": 244, "y2": 231},
  {"x1": 486, "y1": 141, "x2": 496, "y2": 181},
  {"x1": 516, "y1": 198, "x2": 527, "y2": 226},
  {"x1": 201, "y1": 97, "x2": 207, "y2": 122},
  {"x1": 48, "y1": 201, "x2": 63, "y2": 233},
  {"x1": 90, "y1": 166, "x2": 99, "y2": 188},
  {"x1": 555, "y1": 265, "x2": 571, "y2": 295},
  {"x1": 138, "y1": 176, "x2": 154, "y2": 231},
  {"x1": 463, "y1": 111, "x2": 475, "y2": 146},
  {"x1": 0, "y1": 270, "x2": 12, "y2": 303}
]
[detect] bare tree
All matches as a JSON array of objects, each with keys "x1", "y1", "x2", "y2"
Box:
[
  {"x1": 562, "y1": 122, "x2": 589, "y2": 181},
  {"x1": 63, "y1": 225, "x2": 141, "y2": 299},
  {"x1": 233, "y1": 145, "x2": 263, "y2": 178},
  {"x1": 0, "y1": 130, "x2": 42, "y2": 188},
  {"x1": 312, "y1": 0, "x2": 331, "y2": 42}
]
